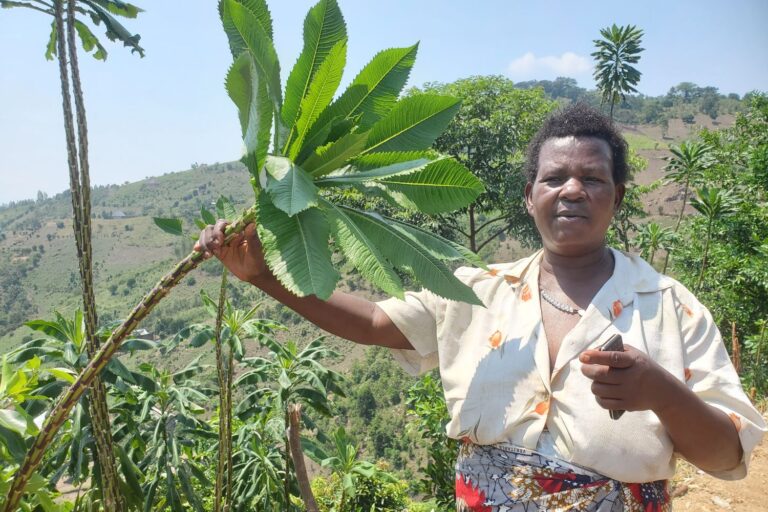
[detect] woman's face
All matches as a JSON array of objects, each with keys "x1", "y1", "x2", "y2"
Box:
[{"x1": 525, "y1": 136, "x2": 625, "y2": 257}]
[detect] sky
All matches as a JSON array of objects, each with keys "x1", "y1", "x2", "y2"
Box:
[{"x1": 1, "y1": 0, "x2": 766, "y2": 206}]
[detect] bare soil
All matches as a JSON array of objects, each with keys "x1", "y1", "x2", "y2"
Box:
[{"x1": 672, "y1": 434, "x2": 767, "y2": 511}]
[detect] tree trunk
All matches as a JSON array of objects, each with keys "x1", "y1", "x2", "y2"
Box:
[
  {"x1": 1, "y1": 209, "x2": 255, "y2": 512},
  {"x1": 56, "y1": 1, "x2": 123, "y2": 509},
  {"x1": 287, "y1": 404, "x2": 319, "y2": 512},
  {"x1": 468, "y1": 203, "x2": 477, "y2": 253},
  {"x1": 695, "y1": 219, "x2": 713, "y2": 292},
  {"x1": 663, "y1": 179, "x2": 691, "y2": 273}
]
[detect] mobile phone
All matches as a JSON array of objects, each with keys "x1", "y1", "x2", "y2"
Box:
[{"x1": 598, "y1": 334, "x2": 625, "y2": 420}]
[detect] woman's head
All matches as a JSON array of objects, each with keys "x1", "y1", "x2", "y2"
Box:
[
  {"x1": 524, "y1": 103, "x2": 629, "y2": 185},
  {"x1": 524, "y1": 104, "x2": 627, "y2": 257}
]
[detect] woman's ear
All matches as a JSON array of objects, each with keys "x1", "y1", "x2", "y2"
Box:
[
  {"x1": 614, "y1": 183, "x2": 626, "y2": 211},
  {"x1": 525, "y1": 182, "x2": 534, "y2": 215}
]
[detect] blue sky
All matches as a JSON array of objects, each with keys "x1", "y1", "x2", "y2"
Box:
[{"x1": 1, "y1": 0, "x2": 766, "y2": 205}]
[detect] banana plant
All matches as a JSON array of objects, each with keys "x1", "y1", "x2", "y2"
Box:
[{"x1": 3, "y1": 1, "x2": 488, "y2": 507}]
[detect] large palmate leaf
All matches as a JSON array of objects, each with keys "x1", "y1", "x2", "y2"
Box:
[
  {"x1": 256, "y1": 194, "x2": 339, "y2": 299},
  {"x1": 364, "y1": 95, "x2": 461, "y2": 153},
  {"x1": 215, "y1": 0, "x2": 486, "y2": 304},
  {"x1": 337, "y1": 207, "x2": 482, "y2": 305},
  {"x1": 226, "y1": 52, "x2": 272, "y2": 177},
  {"x1": 321, "y1": 200, "x2": 404, "y2": 298},
  {"x1": 287, "y1": 39, "x2": 347, "y2": 158},
  {"x1": 282, "y1": 0, "x2": 346, "y2": 138},
  {"x1": 264, "y1": 156, "x2": 318, "y2": 215}
]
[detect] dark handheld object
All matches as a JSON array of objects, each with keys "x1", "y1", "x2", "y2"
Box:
[{"x1": 599, "y1": 334, "x2": 626, "y2": 420}]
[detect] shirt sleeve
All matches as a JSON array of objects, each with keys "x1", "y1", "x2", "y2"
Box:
[
  {"x1": 376, "y1": 288, "x2": 442, "y2": 376},
  {"x1": 674, "y1": 285, "x2": 767, "y2": 480}
]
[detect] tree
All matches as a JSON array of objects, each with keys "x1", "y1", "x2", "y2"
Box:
[
  {"x1": 1, "y1": 0, "x2": 145, "y2": 60},
  {"x1": 591, "y1": 24, "x2": 644, "y2": 119},
  {"x1": 2, "y1": 1, "x2": 144, "y2": 510},
  {"x1": 420, "y1": 76, "x2": 556, "y2": 252},
  {"x1": 235, "y1": 335, "x2": 345, "y2": 509},
  {"x1": 689, "y1": 187, "x2": 737, "y2": 291},
  {"x1": 663, "y1": 141, "x2": 713, "y2": 233},
  {"x1": 662, "y1": 140, "x2": 713, "y2": 273},
  {"x1": 2, "y1": 0, "x2": 487, "y2": 505},
  {"x1": 634, "y1": 222, "x2": 675, "y2": 266}
]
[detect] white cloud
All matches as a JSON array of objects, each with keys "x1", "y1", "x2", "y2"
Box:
[{"x1": 507, "y1": 52, "x2": 591, "y2": 79}]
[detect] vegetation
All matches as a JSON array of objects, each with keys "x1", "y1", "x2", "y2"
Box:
[
  {"x1": 1, "y1": 0, "x2": 765, "y2": 510},
  {"x1": 591, "y1": 24, "x2": 644, "y2": 119}
]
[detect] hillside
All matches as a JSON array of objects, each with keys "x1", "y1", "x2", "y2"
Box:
[{"x1": 0, "y1": 113, "x2": 733, "y2": 358}]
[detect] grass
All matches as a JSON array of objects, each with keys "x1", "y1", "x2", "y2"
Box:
[{"x1": 623, "y1": 131, "x2": 667, "y2": 152}]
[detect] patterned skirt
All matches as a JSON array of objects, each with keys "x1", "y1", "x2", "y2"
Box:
[{"x1": 455, "y1": 442, "x2": 670, "y2": 512}]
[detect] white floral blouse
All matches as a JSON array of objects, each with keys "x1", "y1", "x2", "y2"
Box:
[{"x1": 377, "y1": 248, "x2": 766, "y2": 483}]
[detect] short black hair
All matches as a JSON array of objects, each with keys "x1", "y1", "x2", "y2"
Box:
[{"x1": 524, "y1": 103, "x2": 629, "y2": 184}]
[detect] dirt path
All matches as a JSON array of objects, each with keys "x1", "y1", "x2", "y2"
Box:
[{"x1": 672, "y1": 434, "x2": 767, "y2": 511}]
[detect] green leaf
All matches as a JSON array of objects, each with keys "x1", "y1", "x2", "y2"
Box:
[
  {"x1": 321, "y1": 200, "x2": 403, "y2": 298},
  {"x1": 264, "y1": 156, "x2": 319, "y2": 216},
  {"x1": 386, "y1": 217, "x2": 487, "y2": 269},
  {"x1": 315, "y1": 157, "x2": 431, "y2": 185},
  {"x1": 287, "y1": 38, "x2": 348, "y2": 158},
  {"x1": 226, "y1": 52, "x2": 272, "y2": 178},
  {"x1": 48, "y1": 368, "x2": 77, "y2": 384},
  {"x1": 200, "y1": 206, "x2": 216, "y2": 225},
  {"x1": 223, "y1": 0, "x2": 282, "y2": 119},
  {"x1": 364, "y1": 94, "x2": 461, "y2": 153},
  {"x1": 300, "y1": 44, "x2": 418, "y2": 155},
  {"x1": 282, "y1": 0, "x2": 347, "y2": 134},
  {"x1": 74, "y1": 20, "x2": 108, "y2": 61},
  {"x1": 153, "y1": 217, "x2": 183, "y2": 236},
  {"x1": 216, "y1": 196, "x2": 237, "y2": 221},
  {"x1": 338, "y1": 207, "x2": 482, "y2": 304},
  {"x1": 45, "y1": 21, "x2": 57, "y2": 61},
  {"x1": 374, "y1": 157, "x2": 485, "y2": 213},
  {"x1": 257, "y1": 194, "x2": 338, "y2": 299},
  {"x1": 219, "y1": 0, "x2": 273, "y2": 57},
  {"x1": 300, "y1": 131, "x2": 369, "y2": 177},
  {"x1": 0, "y1": 409, "x2": 28, "y2": 435},
  {"x1": 331, "y1": 44, "x2": 419, "y2": 129}
]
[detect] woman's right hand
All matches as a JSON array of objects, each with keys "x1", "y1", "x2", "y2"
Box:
[{"x1": 194, "y1": 220, "x2": 269, "y2": 284}]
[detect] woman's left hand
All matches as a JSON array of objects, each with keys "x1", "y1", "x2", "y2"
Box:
[{"x1": 579, "y1": 345, "x2": 677, "y2": 414}]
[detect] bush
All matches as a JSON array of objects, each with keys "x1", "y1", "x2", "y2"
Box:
[{"x1": 311, "y1": 469, "x2": 409, "y2": 512}]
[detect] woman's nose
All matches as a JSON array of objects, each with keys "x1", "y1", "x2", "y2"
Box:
[{"x1": 561, "y1": 178, "x2": 585, "y2": 199}]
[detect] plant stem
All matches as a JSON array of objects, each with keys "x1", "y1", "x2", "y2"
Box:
[
  {"x1": 56, "y1": 0, "x2": 123, "y2": 508},
  {"x1": 287, "y1": 404, "x2": 319, "y2": 512},
  {"x1": 213, "y1": 270, "x2": 228, "y2": 512},
  {"x1": 2, "y1": 209, "x2": 256, "y2": 512}
]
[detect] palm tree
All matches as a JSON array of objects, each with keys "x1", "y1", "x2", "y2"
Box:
[
  {"x1": 690, "y1": 187, "x2": 737, "y2": 292},
  {"x1": 634, "y1": 222, "x2": 676, "y2": 266},
  {"x1": 662, "y1": 141, "x2": 713, "y2": 272},
  {"x1": 592, "y1": 24, "x2": 644, "y2": 120}
]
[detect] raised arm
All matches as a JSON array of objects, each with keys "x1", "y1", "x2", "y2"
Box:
[{"x1": 195, "y1": 220, "x2": 412, "y2": 350}]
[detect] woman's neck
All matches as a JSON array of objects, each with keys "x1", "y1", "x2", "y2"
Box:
[{"x1": 540, "y1": 246, "x2": 614, "y2": 283}]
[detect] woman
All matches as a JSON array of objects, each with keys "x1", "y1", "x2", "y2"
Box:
[{"x1": 197, "y1": 103, "x2": 765, "y2": 511}]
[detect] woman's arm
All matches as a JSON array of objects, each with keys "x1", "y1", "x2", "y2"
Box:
[
  {"x1": 580, "y1": 346, "x2": 742, "y2": 473},
  {"x1": 195, "y1": 220, "x2": 412, "y2": 350}
]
